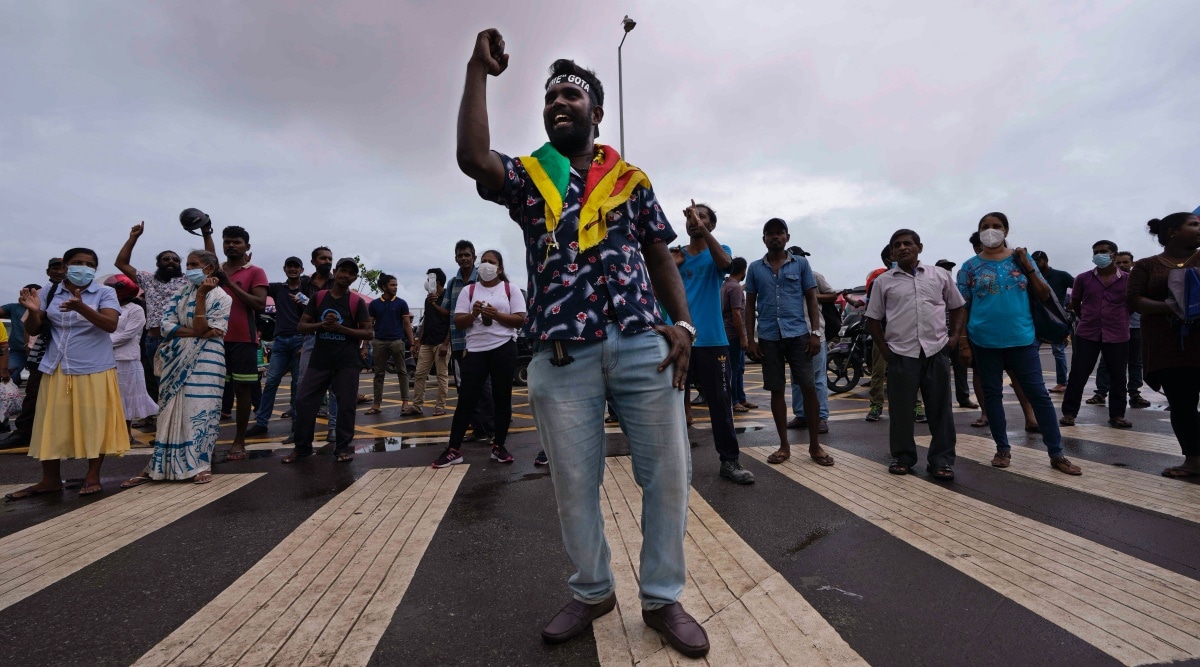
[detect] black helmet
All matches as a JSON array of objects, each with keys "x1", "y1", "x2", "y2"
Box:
[{"x1": 179, "y1": 208, "x2": 211, "y2": 236}]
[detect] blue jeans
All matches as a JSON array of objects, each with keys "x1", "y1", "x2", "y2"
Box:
[
  {"x1": 1047, "y1": 341, "x2": 1068, "y2": 386},
  {"x1": 727, "y1": 344, "x2": 747, "y2": 404},
  {"x1": 256, "y1": 334, "x2": 303, "y2": 427},
  {"x1": 793, "y1": 343, "x2": 829, "y2": 420},
  {"x1": 528, "y1": 326, "x2": 690, "y2": 609},
  {"x1": 297, "y1": 335, "x2": 337, "y2": 429},
  {"x1": 974, "y1": 343, "x2": 1062, "y2": 458}
]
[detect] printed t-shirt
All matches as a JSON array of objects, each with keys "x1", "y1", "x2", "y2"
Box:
[
  {"x1": 454, "y1": 282, "x2": 527, "y2": 353},
  {"x1": 304, "y1": 291, "x2": 370, "y2": 371},
  {"x1": 956, "y1": 254, "x2": 1042, "y2": 349},
  {"x1": 136, "y1": 271, "x2": 189, "y2": 332},
  {"x1": 679, "y1": 245, "x2": 732, "y2": 347},
  {"x1": 221, "y1": 264, "x2": 269, "y2": 343}
]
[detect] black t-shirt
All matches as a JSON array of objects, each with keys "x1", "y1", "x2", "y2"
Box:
[
  {"x1": 1043, "y1": 268, "x2": 1075, "y2": 305},
  {"x1": 420, "y1": 292, "x2": 451, "y2": 344},
  {"x1": 303, "y1": 291, "x2": 370, "y2": 370},
  {"x1": 268, "y1": 282, "x2": 306, "y2": 337}
]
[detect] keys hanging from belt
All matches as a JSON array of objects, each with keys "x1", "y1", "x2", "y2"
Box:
[{"x1": 550, "y1": 341, "x2": 574, "y2": 367}]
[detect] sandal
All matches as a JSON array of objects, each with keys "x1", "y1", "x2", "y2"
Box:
[
  {"x1": 1107, "y1": 418, "x2": 1133, "y2": 429},
  {"x1": 79, "y1": 481, "x2": 104, "y2": 496},
  {"x1": 766, "y1": 450, "x2": 790, "y2": 465},
  {"x1": 4, "y1": 484, "x2": 63, "y2": 501},
  {"x1": 281, "y1": 452, "x2": 311, "y2": 464},
  {"x1": 1085, "y1": 394, "x2": 1106, "y2": 405},
  {"x1": 335, "y1": 451, "x2": 355, "y2": 463},
  {"x1": 927, "y1": 466, "x2": 955, "y2": 481},
  {"x1": 970, "y1": 416, "x2": 989, "y2": 428},
  {"x1": 1162, "y1": 466, "x2": 1200, "y2": 479},
  {"x1": 401, "y1": 406, "x2": 422, "y2": 416},
  {"x1": 1058, "y1": 415, "x2": 1075, "y2": 427},
  {"x1": 732, "y1": 404, "x2": 750, "y2": 413},
  {"x1": 224, "y1": 448, "x2": 248, "y2": 461},
  {"x1": 432, "y1": 408, "x2": 446, "y2": 416},
  {"x1": 991, "y1": 451, "x2": 1011, "y2": 468},
  {"x1": 364, "y1": 407, "x2": 382, "y2": 415},
  {"x1": 810, "y1": 451, "x2": 835, "y2": 467},
  {"x1": 120, "y1": 475, "x2": 153, "y2": 489},
  {"x1": 192, "y1": 472, "x2": 213, "y2": 485},
  {"x1": 887, "y1": 461, "x2": 911, "y2": 475},
  {"x1": 1051, "y1": 457, "x2": 1082, "y2": 476},
  {"x1": 1025, "y1": 424, "x2": 1041, "y2": 433}
]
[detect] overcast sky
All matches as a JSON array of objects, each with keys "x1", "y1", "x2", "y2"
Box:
[{"x1": 2, "y1": 1, "x2": 1197, "y2": 309}]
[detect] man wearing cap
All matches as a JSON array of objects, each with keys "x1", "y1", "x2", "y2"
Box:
[
  {"x1": 745, "y1": 218, "x2": 834, "y2": 468},
  {"x1": 1031, "y1": 250, "x2": 1074, "y2": 393},
  {"x1": 282, "y1": 257, "x2": 371, "y2": 464},
  {"x1": 456, "y1": 29, "x2": 709, "y2": 658},
  {"x1": 217, "y1": 225, "x2": 268, "y2": 460},
  {"x1": 675, "y1": 202, "x2": 754, "y2": 485},
  {"x1": 0, "y1": 259, "x2": 65, "y2": 449},
  {"x1": 935, "y1": 259, "x2": 977, "y2": 408},
  {"x1": 246, "y1": 256, "x2": 308, "y2": 438},
  {"x1": 116, "y1": 220, "x2": 215, "y2": 404},
  {"x1": 787, "y1": 245, "x2": 838, "y2": 435}
]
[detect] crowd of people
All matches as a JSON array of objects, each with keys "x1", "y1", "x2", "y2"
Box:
[{"x1": 0, "y1": 26, "x2": 1195, "y2": 661}]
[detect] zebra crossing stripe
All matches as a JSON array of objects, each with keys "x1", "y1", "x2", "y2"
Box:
[
  {"x1": 1062, "y1": 423, "x2": 1183, "y2": 457},
  {"x1": 921, "y1": 434, "x2": 1200, "y2": 524},
  {"x1": 0, "y1": 474, "x2": 263, "y2": 613},
  {"x1": 748, "y1": 446, "x2": 1200, "y2": 666},
  {"x1": 595, "y1": 456, "x2": 866, "y2": 665},
  {"x1": 135, "y1": 465, "x2": 466, "y2": 667}
]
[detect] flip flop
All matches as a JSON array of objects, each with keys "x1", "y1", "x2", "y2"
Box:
[
  {"x1": 1162, "y1": 466, "x2": 1200, "y2": 479},
  {"x1": 224, "y1": 448, "x2": 248, "y2": 462},
  {"x1": 810, "y1": 452, "x2": 835, "y2": 467},
  {"x1": 364, "y1": 407, "x2": 382, "y2": 415},
  {"x1": 766, "y1": 450, "x2": 790, "y2": 465},
  {"x1": 119, "y1": 475, "x2": 153, "y2": 489},
  {"x1": 192, "y1": 472, "x2": 213, "y2": 485},
  {"x1": 4, "y1": 485, "x2": 63, "y2": 501},
  {"x1": 927, "y1": 466, "x2": 955, "y2": 481},
  {"x1": 887, "y1": 461, "x2": 911, "y2": 475},
  {"x1": 970, "y1": 417, "x2": 989, "y2": 428},
  {"x1": 281, "y1": 452, "x2": 311, "y2": 464},
  {"x1": 79, "y1": 481, "x2": 103, "y2": 496},
  {"x1": 335, "y1": 452, "x2": 355, "y2": 463}
]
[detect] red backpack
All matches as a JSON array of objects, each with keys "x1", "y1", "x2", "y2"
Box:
[{"x1": 314, "y1": 289, "x2": 365, "y2": 322}]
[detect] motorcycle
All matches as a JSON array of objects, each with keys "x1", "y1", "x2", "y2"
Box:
[{"x1": 826, "y1": 307, "x2": 873, "y2": 394}]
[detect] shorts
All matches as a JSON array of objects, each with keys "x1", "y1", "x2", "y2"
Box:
[
  {"x1": 225, "y1": 342, "x2": 260, "y2": 384},
  {"x1": 760, "y1": 337, "x2": 816, "y2": 392}
]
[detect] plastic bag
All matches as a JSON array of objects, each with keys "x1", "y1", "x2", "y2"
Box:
[{"x1": 0, "y1": 381, "x2": 21, "y2": 423}]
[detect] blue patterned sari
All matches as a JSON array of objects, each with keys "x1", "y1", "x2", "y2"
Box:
[{"x1": 148, "y1": 284, "x2": 232, "y2": 480}]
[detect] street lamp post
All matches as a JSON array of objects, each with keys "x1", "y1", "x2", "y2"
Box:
[{"x1": 618, "y1": 15, "x2": 636, "y2": 157}]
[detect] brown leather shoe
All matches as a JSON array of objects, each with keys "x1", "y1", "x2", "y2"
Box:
[
  {"x1": 818, "y1": 419, "x2": 829, "y2": 434},
  {"x1": 1051, "y1": 457, "x2": 1082, "y2": 476},
  {"x1": 542, "y1": 594, "x2": 616, "y2": 644},
  {"x1": 991, "y1": 451, "x2": 1011, "y2": 468},
  {"x1": 787, "y1": 416, "x2": 806, "y2": 429},
  {"x1": 642, "y1": 602, "x2": 709, "y2": 658}
]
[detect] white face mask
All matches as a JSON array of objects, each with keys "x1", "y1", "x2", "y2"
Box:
[
  {"x1": 476, "y1": 263, "x2": 499, "y2": 282},
  {"x1": 424, "y1": 274, "x2": 437, "y2": 294},
  {"x1": 979, "y1": 228, "x2": 1006, "y2": 249}
]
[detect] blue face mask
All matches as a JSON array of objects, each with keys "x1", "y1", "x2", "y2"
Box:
[
  {"x1": 66, "y1": 265, "x2": 96, "y2": 285},
  {"x1": 1092, "y1": 253, "x2": 1113, "y2": 269},
  {"x1": 186, "y1": 268, "x2": 208, "y2": 286}
]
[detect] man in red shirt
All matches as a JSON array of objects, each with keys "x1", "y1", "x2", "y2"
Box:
[{"x1": 218, "y1": 225, "x2": 268, "y2": 460}]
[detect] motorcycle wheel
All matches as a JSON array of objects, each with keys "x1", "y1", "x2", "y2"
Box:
[{"x1": 827, "y1": 351, "x2": 861, "y2": 394}]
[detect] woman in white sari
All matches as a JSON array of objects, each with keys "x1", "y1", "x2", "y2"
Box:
[{"x1": 122, "y1": 250, "x2": 231, "y2": 486}]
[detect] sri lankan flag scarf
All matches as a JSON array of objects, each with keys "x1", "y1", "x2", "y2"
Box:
[{"x1": 519, "y1": 143, "x2": 649, "y2": 253}]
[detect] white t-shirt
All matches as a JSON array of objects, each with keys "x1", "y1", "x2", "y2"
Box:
[{"x1": 454, "y1": 281, "x2": 527, "y2": 352}]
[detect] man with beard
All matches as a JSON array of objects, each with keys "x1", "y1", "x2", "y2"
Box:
[
  {"x1": 431, "y1": 240, "x2": 495, "y2": 442},
  {"x1": 116, "y1": 220, "x2": 215, "y2": 403},
  {"x1": 675, "y1": 201, "x2": 754, "y2": 485},
  {"x1": 246, "y1": 256, "x2": 307, "y2": 438},
  {"x1": 217, "y1": 225, "x2": 268, "y2": 460},
  {"x1": 281, "y1": 246, "x2": 340, "y2": 445},
  {"x1": 456, "y1": 29, "x2": 707, "y2": 658},
  {"x1": 0, "y1": 258, "x2": 65, "y2": 449}
]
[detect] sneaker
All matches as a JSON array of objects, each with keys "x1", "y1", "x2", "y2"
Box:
[
  {"x1": 865, "y1": 403, "x2": 883, "y2": 421},
  {"x1": 1129, "y1": 394, "x2": 1151, "y2": 409},
  {"x1": 463, "y1": 431, "x2": 494, "y2": 444},
  {"x1": 914, "y1": 405, "x2": 927, "y2": 423},
  {"x1": 719, "y1": 460, "x2": 755, "y2": 485},
  {"x1": 490, "y1": 444, "x2": 514, "y2": 463},
  {"x1": 432, "y1": 448, "x2": 463, "y2": 468},
  {"x1": 534, "y1": 451, "x2": 549, "y2": 466},
  {"x1": 245, "y1": 424, "x2": 269, "y2": 438}
]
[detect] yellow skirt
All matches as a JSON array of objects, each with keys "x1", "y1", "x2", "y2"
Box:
[{"x1": 29, "y1": 367, "x2": 129, "y2": 460}]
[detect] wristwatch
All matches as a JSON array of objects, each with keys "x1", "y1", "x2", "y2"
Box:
[{"x1": 674, "y1": 321, "x2": 697, "y2": 343}]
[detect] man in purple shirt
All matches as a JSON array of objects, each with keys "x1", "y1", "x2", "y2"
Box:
[
  {"x1": 866, "y1": 230, "x2": 965, "y2": 480},
  {"x1": 1059, "y1": 240, "x2": 1132, "y2": 429}
]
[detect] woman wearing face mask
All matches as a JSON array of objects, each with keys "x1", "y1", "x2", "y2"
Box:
[
  {"x1": 957, "y1": 213, "x2": 1081, "y2": 475},
  {"x1": 105, "y1": 274, "x2": 159, "y2": 442},
  {"x1": 1128, "y1": 212, "x2": 1200, "y2": 479},
  {"x1": 121, "y1": 250, "x2": 231, "y2": 487},
  {"x1": 432, "y1": 250, "x2": 526, "y2": 468},
  {"x1": 5, "y1": 248, "x2": 127, "y2": 500}
]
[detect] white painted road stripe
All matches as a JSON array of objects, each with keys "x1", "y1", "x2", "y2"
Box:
[
  {"x1": 595, "y1": 456, "x2": 866, "y2": 666},
  {"x1": 749, "y1": 446, "x2": 1200, "y2": 666},
  {"x1": 135, "y1": 465, "x2": 465, "y2": 667},
  {"x1": 1062, "y1": 423, "x2": 1184, "y2": 457},
  {"x1": 0, "y1": 473, "x2": 263, "y2": 613}
]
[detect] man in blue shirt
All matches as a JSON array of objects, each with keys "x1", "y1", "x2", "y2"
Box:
[
  {"x1": 367, "y1": 273, "x2": 415, "y2": 416},
  {"x1": 745, "y1": 218, "x2": 834, "y2": 467},
  {"x1": 676, "y1": 202, "x2": 753, "y2": 485}
]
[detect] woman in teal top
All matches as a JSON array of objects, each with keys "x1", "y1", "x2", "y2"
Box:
[{"x1": 956, "y1": 212, "x2": 1080, "y2": 476}]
